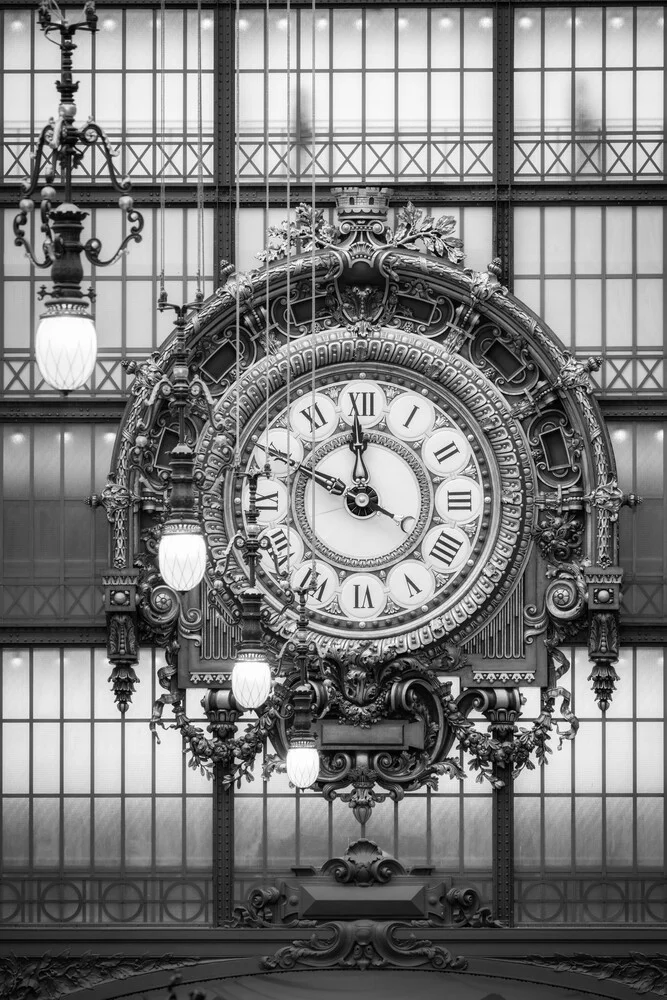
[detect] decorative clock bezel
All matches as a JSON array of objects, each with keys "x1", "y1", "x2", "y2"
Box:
[{"x1": 198, "y1": 326, "x2": 535, "y2": 662}]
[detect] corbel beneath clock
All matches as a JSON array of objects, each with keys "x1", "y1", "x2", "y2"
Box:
[{"x1": 228, "y1": 838, "x2": 498, "y2": 971}]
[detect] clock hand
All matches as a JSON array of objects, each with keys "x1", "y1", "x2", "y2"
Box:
[
  {"x1": 257, "y1": 443, "x2": 347, "y2": 496},
  {"x1": 367, "y1": 499, "x2": 416, "y2": 534},
  {"x1": 344, "y1": 485, "x2": 415, "y2": 534},
  {"x1": 348, "y1": 413, "x2": 370, "y2": 484}
]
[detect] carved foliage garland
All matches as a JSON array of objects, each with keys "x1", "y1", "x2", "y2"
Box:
[{"x1": 0, "y1": 953, "x2": 199, "y2": 1000}]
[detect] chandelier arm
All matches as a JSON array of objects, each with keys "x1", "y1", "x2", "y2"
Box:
[
  {"x1": 13, "y1": 208, "x2": 54, "y2": 270},
  {"x1": 82, "y1": 207, "x2": 144, "y2": 267},
  {"x1": 76, "y1": 120, "x2": 132, "y2": 193},
  {"x1": 19, "y1": 121, "x2": 58, "y2": 199}
]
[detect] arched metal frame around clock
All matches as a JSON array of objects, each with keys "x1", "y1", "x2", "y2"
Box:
[
  {"x1": 199, "y1": 327, "x2": 535, "y2": 661},
  {"x1": 102, "y1": 198, "x2": 621, "y2": 701}
]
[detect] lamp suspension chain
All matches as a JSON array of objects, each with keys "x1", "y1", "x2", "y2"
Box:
[
  {"x1": 284, "y1": 0, "x2": 292, "y2": 549},
  {"x1": 309, "y1": 0, "x2": 317, "y2": 582},
  {"x1": 196, "y1": 0, "x2": 205, "y2": 299},
  {"x1": 158, "y1": 0, "x2": 167, "y2": 300},
  {"x1": 234, "y1": 0, "x2": 242, "y2": 467},
  {"x1": 263, "y1": 0, "x2": 272, "y2": 476}
]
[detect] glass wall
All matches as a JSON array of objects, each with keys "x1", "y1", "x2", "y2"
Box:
[
  {"x1": 1, "y1": 648, "x2": 212, "y2": 924},
  {"x1": 610, "y1": 421, "x2": 667, "y2": 619},
  {"x1": 514, "y1": 205, "x2": 664, "y2": 393},
  {"x1": 2, "y1": 7, "x2": 214, "y2": 184},
  {"x1": 1, "y1": 423, "x2": 116, "y2": 624},
  {"x1": 238, "y1": 6, "x2": 494, "y2": 183},
  {"x1": 515, "y1": 648, "x2": 666, "y2": 923},
  {"x1": 514, "y1": 6, "x2": 664, "y2": 181}
]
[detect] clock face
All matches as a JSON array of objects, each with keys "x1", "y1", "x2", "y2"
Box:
[
  {"x1": 200, "y1": 329, "x2": 535, "y2": 659},
  {"x1": 242, "y1": 377, "x2": 488, "y2": 630}
]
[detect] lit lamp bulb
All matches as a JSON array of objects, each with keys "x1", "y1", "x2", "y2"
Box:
[
  {"x1": 158, "y1": 522, "x2": 207, "y2": 592},
  {"x1": 232, "y1": 587, "x2": 272, "y2": 709},
  {"x1": 158, "y1": 441, "x2": 207, "y2": 592},
  {"x1": 286, "y1": 733, "x2": 320, "y2": 789},
  {"x1": 231, "y1": 654, "x2": 272, "y2": 709},
  {"x1": 36, "y1": 304, "x2": 97, "y2": 391}
]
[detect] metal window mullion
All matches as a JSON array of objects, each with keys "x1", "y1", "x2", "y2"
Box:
[
  {"x1": 663, "y1": 643, "x2": 667, "y2": 893},
  {"x1": 262, "y1": 741, "x2": 268, "y2": 878},
  {"x1": 119, "y1": 671, "x2": 127, "y2": 898},
  {"x1": 539, "y1": 718, "x2": 546, "y2": 881},
  {"x1": 632, "y1": 647, "x2": 638, "y2": 873},
  {"x1": 89, "y1": 409, "x2": 97, "y2": 597},
  {"x1": 151, "y1": 206, "x2": 158, "y2": 352},
  {"x1": 664, "y1": 380, "x2": 667, "y2": 608},
  {"x1": 28, "y1": 647, "x2": 34, "y2": 880},
  {"x1": 601, "y1": 653, "x2": 608, "y2": 882},
  {"x1": 426, "y1": 8, "x2": 432, "y2": 182},
  {"x1": 458, "y1": 744, "x2": 465, "y2": 876},
  {"x1": 89, "y1": 649, "x2": 96, "y2": 883},
  {"x1": 361, "y1": 13, "x2": 366, "y2": 183},
  {"x1": 295, "y1": 788, "x2": 301, "y2": 865},
  {"x1": 540, "y1": 12, "x2": 546, "y2": 181},
  {"x1": 90, "y1": 16, "x2": 97, "y2": 181},
  {"x1": 328, "y1": 11, "x2": 333, "y2": 184},
  {"x1": 632, "y1": 7, "x2": 637, "y2": 180},
  {"x1": 59, "y1": 424, "x2": 66, "y2": 618},
  {"x1": 459, "y1": 10, "x2": 464, "y2": 180},
  {"x1": 58, "y1": 649, "x2": 65, "y2": 886},
  {"x1": 181, "y1": 694, "x2": 187, "y2": 885},
  {"x1": 426, "y1": 786, "x2": 432, "y2": 867},
  {"x1": 570, "y1": 7, "x2": 576, "y2": 180},
  {"x1": 539, "y1": 206, "x2": 546, "y2": 331},
  {"x1": 394, "y1": 9, "x2": 399, "y2": 183},
  {"x1": 182, "y1": 9, "x2": 188, "y2": 182},
  {"x1": 599, "y1": 204, "x2": 606, "y2": 368},
  {"x1": 569, "y1": 647, "x2": 577, "y2": 906},
  {"x1": 295, "y1": 7, "x2": 301, "y2": 182},
  {"x1": 631, "y1": 205, "x2": 638, "y2": 374},
  {"x1": 216, "y1": 3, "x2": 234, "y2": 263},
  {"x1": 151, "y1": 649, "x2": 159, "y2": 923},
  {"x1": 153, "y1": 11, "x2": 159, "y2": 208},
  {"x1": 601, "y1": 9, "x2": 607, "y2": 178}
]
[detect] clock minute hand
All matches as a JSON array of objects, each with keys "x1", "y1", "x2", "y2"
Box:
[
  {"x1": 258, "y1": 443, "x2": 347, "y2": 497},
  {"x1": 349, "y1": 413, "x2": 370, "y2": 484},
  {"x1": 366, "y1": 498, "x2": 415, "y2": 535}
]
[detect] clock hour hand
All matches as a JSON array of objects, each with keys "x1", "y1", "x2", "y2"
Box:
[
  {"x1": 349, "y1": 413, "x2": 370, "y2": 484},
  {"x1": 258, "y1": 443, "x2": 347, "y2": 496}
]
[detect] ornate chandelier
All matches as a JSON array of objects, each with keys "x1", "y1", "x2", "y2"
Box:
[{"x1": 14, "y1": 0, "x2": 143, "y2": 392}]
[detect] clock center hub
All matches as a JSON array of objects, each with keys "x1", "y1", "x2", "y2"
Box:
[{"x1": 346, "y1": 485, "x2": 379, "y2": 518}]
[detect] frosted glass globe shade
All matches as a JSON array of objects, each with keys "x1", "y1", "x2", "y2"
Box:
[
  {"x1": 231, "y1": 658, "x2": 272, "y2": 709},
  {"x1": 158, "y1": 529, "x2": 207, "y2": 591},
  {"x1": 286, "y1": 743, "x2": 320, "y2": 788},
  {"x1": 36, "y1": 311, "x2": 97, "y2": 391}
]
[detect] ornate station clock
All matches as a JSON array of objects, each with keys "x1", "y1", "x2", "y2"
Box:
[
  {"x1": 199, "y1": 328, "x2": 534, "y2": 667},
  {"x1": 97, "y1": 187, "x2": 631, "y2": 834}
]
